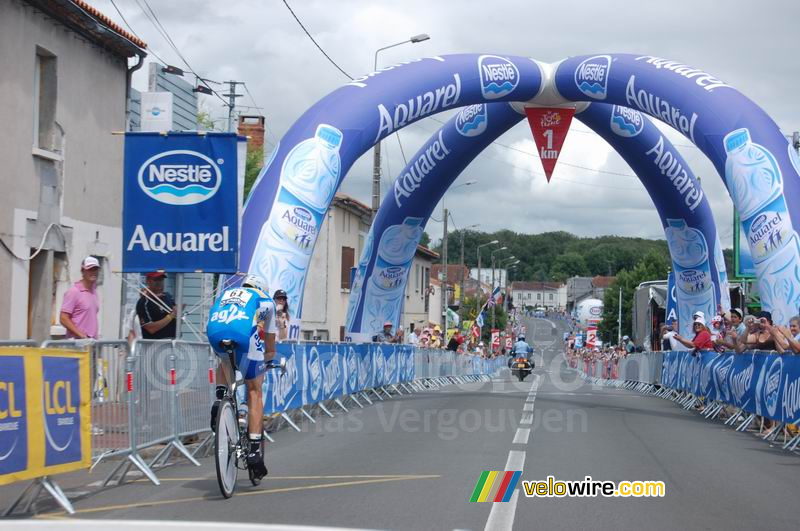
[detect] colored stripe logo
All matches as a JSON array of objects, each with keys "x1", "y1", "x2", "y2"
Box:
[{"x1": 470, "y1": 471, "x2": 522, "y2": 502}]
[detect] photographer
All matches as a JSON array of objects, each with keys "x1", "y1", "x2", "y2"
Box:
[
  {"x1": 735, "y1": 311, "x2": 775, "y2": 353},
  {"x1": 273, "y1": 289, "x2": 290, "y2": 341}
]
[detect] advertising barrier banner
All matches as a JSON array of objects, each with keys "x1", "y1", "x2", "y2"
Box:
[
  {"x1": 123, "y1": 132, "x2": 240, "y2": 272},
  {"x1": 0, "y1": 348, "x2": 91, "y2": 486},
  {"x1": 262, "y1": 343, "x2": 496, "y2": 413},
  {"x1": 662, "y1": 351, "x2": 800, "y2": 424}
]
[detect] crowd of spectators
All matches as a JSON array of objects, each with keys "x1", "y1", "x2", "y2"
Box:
[{"x1": 659, "y1": 308, "x2": 800, "y2": 355}]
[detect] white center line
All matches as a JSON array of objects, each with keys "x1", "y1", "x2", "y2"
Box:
[
  {"x1": 523, "y1": 403, "x2": 534, "y2": 411},
  {"x1": 483, "y1": 451, "x2": 526, "y2": 531},
  {"x1": 513, "y1": 428, "x2": 530, "y2": 444},
  {"x1": 520, "y1": 414, "x2": 533, "y2": 425}
]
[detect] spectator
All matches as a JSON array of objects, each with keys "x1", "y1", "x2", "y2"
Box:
[
  {"x1": 125, "y1": 306, "x2": 141, "y2": 344},
  {"x1": 446, "y1": 330, "x2": 463, "y2": 352},
  {"x1": 661, "y1": 322, "x2": 683, "y2": 351},
  {"x1": 59, "y1": 256, "x2": 101, "y2": 339},
  {"x1": 407, "y1": 326, "x2": 419, "y2": 346},
  {"x1": 673, "y1": 316, "x2": 714, "y2": 352},
  {"x1": 136, "y1": 272, "x2": 177, "y2": 339},
  {"x1": 710, "y1": 315, "x2": 724, "y2": 343},
  {"x1": 374, "y1": 321, "x2": 396, "y2": 343},
  {"x1": 736, "y1": 311, "x2": 776, "y2": 353},
  {"x1": 622, "y1": 335, "x2": 635, "y2": 355},
  {"x1": 773, "y1": 316, "x2": 800, "y2": 354},
  {"x1": 430, "y1": 326, "x2": 443, "y2": 348},
  {"x1": 273, "y1": 289, "x2": 290, "y2": 341}
]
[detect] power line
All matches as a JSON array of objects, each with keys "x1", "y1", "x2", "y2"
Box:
[
  {"x1": 130, "y1": 0, "x2": 228, "y2": 107},
  {"x1": 281, "y1": 0, "x2": 353, "y2": 80},
  {"x1": 107, "y1": 0, "x2": 168, "y2": 65}
]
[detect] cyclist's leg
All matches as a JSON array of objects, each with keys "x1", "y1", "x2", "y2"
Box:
[
  {"x1": 211, "y1": 356, "x2": 233, "y2": 430},
  {"x1": 245, "y1": 374, "x2": 264, "y2": 440}
]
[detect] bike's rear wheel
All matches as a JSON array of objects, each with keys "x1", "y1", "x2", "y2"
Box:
[{"x1": 215, "y1": 399, "x2": 238, "y2": 498}]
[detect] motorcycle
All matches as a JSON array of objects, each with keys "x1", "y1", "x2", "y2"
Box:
[{"x1": 511, "y1": 357, "x2": 533, "y2": 382}]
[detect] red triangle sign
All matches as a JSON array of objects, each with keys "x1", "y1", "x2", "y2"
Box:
[{"x1": 524, "y1": 107, "x2": 576, "y2": 182}]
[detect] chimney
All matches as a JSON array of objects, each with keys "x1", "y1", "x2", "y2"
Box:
[{"x1": 237, "y1": 115, "x2": 265, "y2": 154}]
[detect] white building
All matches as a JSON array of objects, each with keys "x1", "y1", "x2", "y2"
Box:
[
  {"x1": 401, "y1": 246, "x2": 438, "y2": 334},
  {"x1": 300, "y1": 193, "x2": 372, "y2": 341},
  {"x1": 470, "y1": 267, "x2": 508, "y2": 290},
  {"x1": 510, "y1": 281, "x2": 566, "y2": 310},
  {"x1": 0, "y1": 0, "x2": 146, "y2": 341}
]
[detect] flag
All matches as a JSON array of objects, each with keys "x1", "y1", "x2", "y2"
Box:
[
  {"x1": 487, "y1": 287, "x2": 501, "y2": 307},
  {"x1": 447, "y1": 307, "x2": 460, "y2": 328},
  {"x1": 476, "y1": 310, "x2": 485, "y2": 328}
]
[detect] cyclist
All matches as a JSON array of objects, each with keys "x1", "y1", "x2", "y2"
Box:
[{"x1": 207, "y1": 274, "x2": 276, "y2": 481}]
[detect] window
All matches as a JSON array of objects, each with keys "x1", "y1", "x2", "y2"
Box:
[
  {"x1": 340, "y1": 246, "x2": 355, "y2": 289},
  {"x1": 549, "y1": 293, "x2": 554, "y2": 300},
  {"x1": 415, "y1": 264, "x2": 420, "y2": 293},
  {"x1": 34, "y1": 47, "x2": 57, "y2": 153},
  {"x1": 537, "y1": 293, "x2": 541, "y2": 300}
]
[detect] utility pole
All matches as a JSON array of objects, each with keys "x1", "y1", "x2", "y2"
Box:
[
  {"x1": 459, "y1": 230, "x2": 465, "y2": 306},
  {"x1": 617, "y1": 286, "x2": 623, "y2": 345},
  {"x1": 222, "y1": 80, "x2": 244, "y2": 132},
  {"x1": 372, "y1": 142, "x2": 381, "y2": 217},
  {"x1": 491, "y1": 254, "x2": 496, "y2": 331},
  {"x1": 441, "y1": 208, "x2": 448, "y2": 330}
]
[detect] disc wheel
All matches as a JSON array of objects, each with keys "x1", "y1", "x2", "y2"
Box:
[{"x1": 214, "y1": 399, "x2": 238, "y2": 498}]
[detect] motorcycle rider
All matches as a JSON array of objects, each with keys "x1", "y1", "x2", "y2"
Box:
[{"x1": 508, "y1": 335, "x2": 534, "y2": 367}]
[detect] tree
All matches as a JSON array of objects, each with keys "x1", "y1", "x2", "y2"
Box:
[
  {"x1": 598, "y1": 250, "x2": 670, "y2": 343},
  {"x1": 419, "y1": 231, "x2": 431, "y2": 248},
  {"x1": 243, "y1": 148, "x2": 264, "y2": 202},
  {"x1": 550, "y1": 252, "x2": 590, "y2": 282}
]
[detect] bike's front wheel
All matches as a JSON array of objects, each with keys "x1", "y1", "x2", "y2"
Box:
[{"x1": 215, "y1": 399, "x2": 238, "y2": 498}]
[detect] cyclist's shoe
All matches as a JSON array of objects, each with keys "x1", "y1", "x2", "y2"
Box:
[{"x1": 247, "y1": 447, "x2": 268, "y2": 483}]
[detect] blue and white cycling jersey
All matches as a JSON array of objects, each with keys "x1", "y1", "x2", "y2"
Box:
[{"x1": 207, "y1": 287, "x2": 277, "y2": 379}]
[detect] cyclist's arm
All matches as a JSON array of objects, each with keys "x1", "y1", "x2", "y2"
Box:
[{"x1": 260, "y1": 300, "x2": 278, "y2": 360}]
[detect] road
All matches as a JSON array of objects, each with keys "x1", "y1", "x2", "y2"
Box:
[{"x1": 10, "y1": 318, "x2": 798, "y2": 530}]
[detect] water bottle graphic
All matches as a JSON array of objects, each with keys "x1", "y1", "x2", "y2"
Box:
[
  {"x1": 724, "y1": 128, "x2": 782, "y2": 220},
  {"x1": 713, "y1": 237, "x2": 731, "y2": 310},
  {"x1": 248, "y1": 124, "x2": 344, "y2": 332},
  {"x1": 345, "y1": 229, "x2": 375, "y2": 332},
  {"x1": 755, "y1": 239, "x2": 800, "y2": 325},
  {"x1": 665, "y1": 218, "x2": 715, "y2": 337},
  {"x1": 281, "y1": 124, "x2": 342, "y2": 211},
  {"x1": 362, "y1": 217, "x2": 423, "y2": 332}
]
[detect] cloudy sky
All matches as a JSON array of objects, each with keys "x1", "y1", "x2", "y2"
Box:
[{"x1": 97, "y1": 0, "x2": 800, "y2": 246}]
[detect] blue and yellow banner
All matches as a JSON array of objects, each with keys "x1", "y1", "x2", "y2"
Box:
[{"x1": 0, "y1": 348, "x2": 91, "y2": 486}]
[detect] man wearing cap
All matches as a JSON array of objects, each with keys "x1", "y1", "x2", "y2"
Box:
[
  {"x1": 59, "y1": 256, "x2": 101, "y2": 339},
  {"x1": 622, "y1": 335, "x2": 635, "y2": 355},
  {"x1": 136, "y1": 272, "x2": 177, "y2": 339}
]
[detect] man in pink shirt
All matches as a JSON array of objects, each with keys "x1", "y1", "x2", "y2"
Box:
[{"x1": 59, "y1": 256, "x2": 101, "y2": 339}]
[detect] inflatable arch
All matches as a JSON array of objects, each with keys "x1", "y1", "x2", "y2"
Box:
[
  {"x1": 345, "y1": 101, "x2": 729, "y2": 341},
  {"x1": 242, "y1": 54, "x2": 800, "y2": 339}
]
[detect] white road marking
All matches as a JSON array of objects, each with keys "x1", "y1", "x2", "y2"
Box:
[
  {"x1": 520, "y1": 414, "x2": 533, "y2": 425},
  {"x1": 506, "y1": 449, "x2": 525, "y2": 471},
  {"x1": 513, "y1": 428, "x2": 530, "y2": 444},
  {"x1": 484, "y1": 489, "x2": 520, "y2": 531},
  {"x1": 523, "y1": 403, "x2": 534, "y2": 411}
]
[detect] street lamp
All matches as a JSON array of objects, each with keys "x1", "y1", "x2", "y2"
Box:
[
  {"x1": 441, "y1": 180, "x2": 476, "y2": 327},
  {"x1": 476, "y1": 240, "x2": 500, "y2": 319},
  {"x1": 372, "y1": 34, "x2": 431, "y2": 218},
  {"x1": 490, "y1": 247, "x2": 509, "y2": 330}
]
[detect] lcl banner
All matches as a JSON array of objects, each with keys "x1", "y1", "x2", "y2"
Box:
[
  {"x1": 123, "y1": 132, "x2": 239, "y2": 272},
  {"x1": 0, "y1": 348, "x2": 90, "y2": 486}
]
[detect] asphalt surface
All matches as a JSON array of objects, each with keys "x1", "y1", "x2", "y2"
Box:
[{"x1": 5, "y1": 317, "x2": 798, "y2": 530}]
